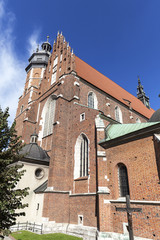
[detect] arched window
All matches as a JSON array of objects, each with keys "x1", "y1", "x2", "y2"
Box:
[
  {"x1": 88, "y1": 92, "x2": 98, "y2": 109},
  {"x1": 88, "y1": 92, "x2": 94, "y2": 108},
  {"x1": 74, "y1": 134, "x2": 89, "y2": 179},
  {"x1": 118, "y1": 164, "x2": 129, "y2": 197},
  {"x1": 43, "y1": 97, "x2": 56, "y2": 137},
  {"x1": 115, "y1": 106, "x2": 123, "y2": 123}
]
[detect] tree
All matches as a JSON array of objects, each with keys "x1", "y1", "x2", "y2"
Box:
[{"x1": 0, "y1": 107, "x2": 29, "y2": 236}]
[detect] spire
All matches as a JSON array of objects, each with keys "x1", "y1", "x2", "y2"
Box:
[
  {"x1": 137, "y1": 76, "x2": 150, "y2": 109},
  {"x1": 41, "y1": 36, "x2": 52, "y2": 52}
]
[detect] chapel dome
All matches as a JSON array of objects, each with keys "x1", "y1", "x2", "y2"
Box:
[
  {"x1": 148, "y1": 108, "x2": 160, "y2": 122},
  {"x1": 20, "y1": 143, "x2": 50, "y2": 164}
]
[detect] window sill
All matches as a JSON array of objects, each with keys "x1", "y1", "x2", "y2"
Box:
[
  {"x1": 42, "y1": 133, "x2": 53, "y2": 139},
  {"x1": 74, "y1": 176, "x2": 88, "y2": 181}
]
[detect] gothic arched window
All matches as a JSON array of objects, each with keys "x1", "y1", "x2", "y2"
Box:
[
  {"x1": 43, "y1": 97, "x2": 56, "y2": 137},
  {"x1": 88, "y1": 92, "x2": 98, "y2": 109},
  {"x1": 115, "y1": 106, "x2": 123, "y2": 123},
  {"x1": 74, "y1": 134, "x2": 89, "y2": 179},
  {"x1": 118, "y1": 164, "x2": 129, "y2": 197}
]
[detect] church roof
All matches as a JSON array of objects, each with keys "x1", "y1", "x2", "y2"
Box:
[
  {"x1": 75, "y1": 56, "x2": 154, "y2": 119},
  {"x1": 34, "y1": 180, "x2": 48, "y2": 193},
  {"x1": 99, "y1": 121, "x2": 160, "y2": 148},
  {"x1": 20, "y1": 143, "x2": 50, "y2": 165}
]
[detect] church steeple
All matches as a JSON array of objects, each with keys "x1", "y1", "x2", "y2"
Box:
[
  {"x1": 25, "y1": 36, "x2": 52, "y2": 73},
  {"x1": 41, "y1": 36, "x2": 52, "y2": 52},
  {"x1": 137, "y1": 77, "x2": 150, "y2": 109}
]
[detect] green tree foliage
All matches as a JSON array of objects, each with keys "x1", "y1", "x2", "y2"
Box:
[{"x1": 0, "y1": 107, "x2": 29, "y2": 234}]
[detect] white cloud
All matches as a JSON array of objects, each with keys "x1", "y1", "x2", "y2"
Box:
[
  {"x1": 0, "y1": 0, "x2": 25, "y2": 125},
  {"x1": 0, "y1": 1, "x2": 41, "y2": 125},
  {"x1": 28, "y1": 30, "x2": 42, "y2": 56}
]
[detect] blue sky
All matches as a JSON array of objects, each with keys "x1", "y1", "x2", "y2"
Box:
[{"x1": 0, "y1": 0, "x2": 160, "y2": 124}]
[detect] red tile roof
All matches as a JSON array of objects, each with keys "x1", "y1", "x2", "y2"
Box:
[{"x1": 75, "y1": 56, "x2": 154, "y2": 119}]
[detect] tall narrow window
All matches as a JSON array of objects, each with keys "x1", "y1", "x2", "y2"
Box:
[
  {"x1": 88, "y1": 92, "x2": 94, "y2": 108},
  {"x1": 20, "y1": 105, "x2": 24, "y2": 113},
  {"x1": 115, "y1": 106, "x2": 123, "y2": 123},
  {"x1": 88, "y1": 92, "x2": 98, "y2": 109},
  {"x1": 54, "y1": 56, "x2": 58, "y2": 66},
  {"x1": 43, "y1": 97, "x2": 56, "y2": 137},
  {"x1": 51, "y1": 66, "x2": 57, "y2": 85},
  {"x1": 74, "y1": 134, "x2": 89, "y2": 179},
  {"x1": 118, "y1": 164, "x2": 129, "y2": 197},
  {"x1": 80, "y1": 135, "x2": 88, "y2": 177}
]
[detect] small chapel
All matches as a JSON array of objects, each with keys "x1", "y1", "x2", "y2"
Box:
[{"x1": 15, "y1": 32, "x2": 160, "y2": 240}]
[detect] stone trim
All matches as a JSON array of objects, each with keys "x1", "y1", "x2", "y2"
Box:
[
  {"x1": 70, "y1": 192, "x2": 96, "y2": 197},
  {"x1": 23, "y1": 119, "x2": 36, "y2": 124},
  {"x1": 97, "y1": 231, "x2": 152, "y2": 240},
  {"x1": 45, "y1": 189, "x2": 70, "y2": 194},
  {"x1": 42, "y1": 222, "x2": 97, "y2": 239},
  {"x1": 106, "y1": 199, "x2": 160, "y2": 205},
  {"x1": 98, "y1": 186, "x2": 110, "y2": 194},
  {"x1": 97, "y1": 151, "x2": 106, "y2": 157}
]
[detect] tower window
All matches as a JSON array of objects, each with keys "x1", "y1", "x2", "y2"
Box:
[
  {"x1": 20, "y1": 105, "x2": 24, "y2": 113},
  {"x1": 51, "y1": 72, "x2": 57, "y2": 85},
  {"x1": 54, "y1": 57, "x2": 58, "y2": 67},
  {"x1": 118, "y1": 164, "x2": 129, "y2": 197},
  {"x1": 60, "y1": 54, "x2": 62, "y2": 62}
]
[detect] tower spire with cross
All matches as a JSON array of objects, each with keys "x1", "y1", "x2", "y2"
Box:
[{"x1": 137, "y1": 76, "x2": 150, "y2": 109}]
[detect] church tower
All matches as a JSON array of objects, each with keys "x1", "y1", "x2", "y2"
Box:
[
  {"x1": 137, "y1": 77, "x2": 150, "y2": 108},
  {"x1": 15, "y1": 37, "x2": 52, "y2": 141}
]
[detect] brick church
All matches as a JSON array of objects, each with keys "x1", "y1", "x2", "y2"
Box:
[{"x1": 15, "y1": 32, "x2": 160, "y2": 240}]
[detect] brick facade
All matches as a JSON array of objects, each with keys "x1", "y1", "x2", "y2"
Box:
[{"x1": 15, "y1": 33, "x2": 159, "y2": 239}]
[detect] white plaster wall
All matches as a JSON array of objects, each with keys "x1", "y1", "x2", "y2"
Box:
[{"x1": 16, "y1": 161, "x2": 49, "y2": 223}]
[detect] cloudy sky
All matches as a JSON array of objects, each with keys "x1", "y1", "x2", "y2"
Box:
[{"x1": 0, "y1": 0, "x2": 160, "y2": 124}]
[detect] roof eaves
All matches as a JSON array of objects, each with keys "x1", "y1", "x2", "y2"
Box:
[
  {"x1": 34, "y1": 180, "x2": 48, "y2": 193},
  {"x1": 99, "y1": 122, "x2": 160, "y2": 149}
]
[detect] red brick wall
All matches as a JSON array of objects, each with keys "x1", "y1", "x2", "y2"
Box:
[{"x1": 98, "y1": 136, "x2": 160, "y2": 238}]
